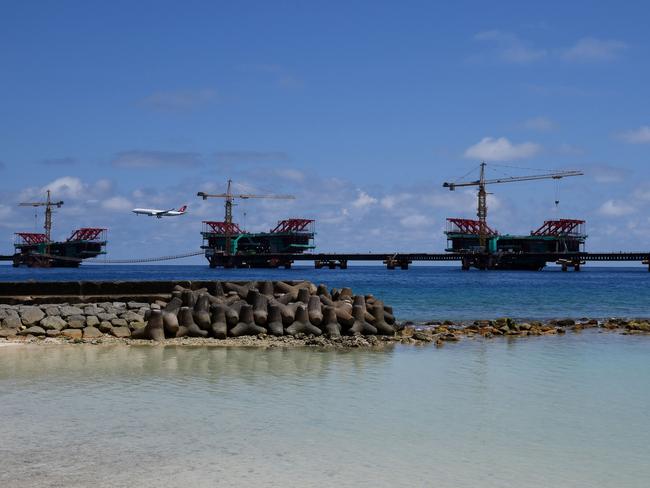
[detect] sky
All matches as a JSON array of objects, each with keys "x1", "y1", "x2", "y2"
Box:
[{"x1": 1, "y1": 0, "x2": 650, "y2": 262}]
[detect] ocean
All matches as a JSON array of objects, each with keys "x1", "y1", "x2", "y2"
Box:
[
  {"x1": 1, "y1": 264, "x2": 649, "y2": 320},
  {"x1": 1, "y1": 265, "x2": 649, "y2": 487}
]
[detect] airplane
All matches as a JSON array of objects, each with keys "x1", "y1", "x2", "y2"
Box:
[{"x1": 132, "y1": 205, "x2": 188, "y2": 218}]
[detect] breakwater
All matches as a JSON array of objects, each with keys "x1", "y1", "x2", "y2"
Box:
[{"x1": 0, "y1": 280, "x2": 399, "y2": 342}]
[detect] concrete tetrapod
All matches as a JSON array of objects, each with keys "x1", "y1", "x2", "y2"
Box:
[
  {"x1": 193, "y1": 293, "x2": 212, "y2": 330},
  {"x1": 209, "y1": 304, "x2": 228, "y2": 339},
  {"x1": 320, "y1": 296, "x2": 354, "y2": 327},
  {"x1": 347, "y1": 304, "x2": 377, "y2": 336},
  {"x1": 285, "y1": 305, "x2": 322, "y2": 336},
  {"x1": 225, "y1": 281, "x2": 257, "y2": 299},
  {"x1": 269, "y1": 298, "x2": 296, "y2": 325},
  {"x1": 131, "y1": 309, "x2": 165, "y2": 341},
  {"x1": 248, "y1": 290, "x2": 269, "y2": 326},
  {"x1": 321, "y1": 306, "x2": 341, "y2": 338},
  {"x1": 308, "y1": 296, "x2": 323, "y2": 326},
  {"x1": 176, "y1": 306, "x2": 208, "y2": 338},
  {"x1": 296, "y1": 287, "x2": 310, "y2": 304},
  {"x1": 257, "y1": 280, "x2": 274, "y2": 297},
  {"x1": 266, "y1": 304, "x2": 284, "y2": 336},
  {"x1": 353, "y1": 295, "x2": 376, "y2": 324},
  {"x1": 162, "y1": 296, "x2": 182, "y2": 337},
  {"x1": 230, "y1": 304, "x2": 266, "y2": 337},
  {"x1": 181, "y1": 289, "x2": 196, "y2": 308},
  {"x1": 370, "y1": 303, "x2": 395, "y2": 335}
]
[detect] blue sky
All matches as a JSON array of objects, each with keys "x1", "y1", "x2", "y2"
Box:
[{"x1": 1, "y1": 0, "x2": 650, "y2": 260}]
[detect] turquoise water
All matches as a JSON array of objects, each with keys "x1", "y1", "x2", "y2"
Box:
[
  {"x1": 1, "y1": 264, "x2": 650, "y2": 320},
  {"x1": 1, "y1": 334, "x2": 649, "y2": 487}
]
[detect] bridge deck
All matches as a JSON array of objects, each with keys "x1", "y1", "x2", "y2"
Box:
[{"x1": 249, "y1": 252, "x2": 650, "y2": 262}]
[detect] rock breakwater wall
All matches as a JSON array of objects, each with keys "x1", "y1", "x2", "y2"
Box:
[{"x1": 0, "y1": 280, "x2": 398, "y2": 341}]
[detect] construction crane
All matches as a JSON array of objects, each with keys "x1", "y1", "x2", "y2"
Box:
[
  {"x1": 197, "y1": 179, "x2": 295, "y2": 255},
  {"x1": 443, "y1": 162, "x2": 583, "y2": 250},
  {"x1": 18, "y1": 190, "x2": 64, "y2": 242}
]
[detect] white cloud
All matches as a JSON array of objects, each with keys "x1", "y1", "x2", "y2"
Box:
[
  {"x1": 102, "y1": 196, "x2": 133, "y2": 212},
  {"x1": 618, "y1": 126, "x2": 650, "y2": 144},
  {"x1": 380, "y1": 194, "x2": 411, "y2": 210},
  {"x1": 464, "y1": 137, "x2": 540, "y2": 161},
  {"x1": 523, "y1": 116, "x2": 556, "y2": 132},
  {"x1": 41, "y1": 176, "x2": 85, "y2": 199},
  {"x1": 351, "y1": 190, "x2": 378, "y2": 208},
  {"x1": 474, "y1": 30, "x2": 546, "y2": 63},
  {"x1": 598, "y1": 199, "x2": 635, "y2": 217},
  {"x1": 400, "y1": 214, "x2": 431, "y2": 228},
  {"x1": 562, "y1": 37, "x2": 627, "y2": 62}
]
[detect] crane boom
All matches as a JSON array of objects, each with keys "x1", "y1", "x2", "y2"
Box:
[
  {"x1": 443, "y1": 170, "x2": 583, "y2": 190},
  {"x1": 443, "y1": 162, "x2": 583, "y2": 250}
]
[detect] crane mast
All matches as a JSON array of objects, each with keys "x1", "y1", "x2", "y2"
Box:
[{"x1": 443, "y1": 163, "x2": 583, "y2": 251}]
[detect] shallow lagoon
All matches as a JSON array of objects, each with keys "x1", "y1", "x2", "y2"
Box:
[{"x1": 1, "y1": 332, "x2": 649, "y2": 487}]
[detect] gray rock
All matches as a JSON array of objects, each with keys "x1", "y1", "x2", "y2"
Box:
[
  {"x1": 85, "y1": 316, "x2": 100, "y2": 327},
  {"x1": 111, "y1": 318, "x2": 128, "y2": 327},
  {"x1": 45, "y1": 307, "x2": 61, "y2": 316},
  {"x1": 2, "y1": 316, "x2": 22, "y2": 329},
  {"x1": 60, "y1": 306, "x2": 84, "y2": 317},
  {"x1": 129, "y1": 321, "x2": 146, "y2": 331},
  {"x1": 110, "y1": 326, "x2": 131, "y2": 338},
  {"x1": 127, "y1": 301, "x2": 149, "y2": 309},
  {"x1": 112, "y1": 302, "x2": 127, "y2": 310},
  {"x1": 62, "y1": 329, "x2": 82, "y2": 339},
  {"x1": 84, "y1": 306, "x2": 104, "y2": 316},
  {"x1": 21, "y1": 307, "x2": 45, "y2": 326},
  {"x1": 0, "y1": 328, "x2": 18, "y2": 338},
  {"x1": 97, "y1": 312, "x2": 118, "y2": 322},
  {"x1": 83, "y1": 326, "x2": 102, "y2": 339},
  {"x1": 98, "y1": 321, "x2": 113, "y2": 333},
  {"x1": 67, "y1": 316, "x2": 86, "y2": 329},
  {"x1": 46, "y1": 329, "x2": 61, "y2": 338},
  {"x1": 40, "y1": 316, "x2": 68, "y2": 331},
  {"x1": 120, "y1": 311, "x2": 143, "y2": 322},
  {"x1": 18, "y1": 325, "x2": 46, "y2": 336}
]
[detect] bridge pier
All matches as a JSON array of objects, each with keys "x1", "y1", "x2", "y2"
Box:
[{"x1": 314, "y1": 259, "x2": 347, "y2": 269}]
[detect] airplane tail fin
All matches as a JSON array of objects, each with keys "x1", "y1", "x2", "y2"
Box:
[{"x1": 178, "y1": 205, "x2": 187, "y2": 213}]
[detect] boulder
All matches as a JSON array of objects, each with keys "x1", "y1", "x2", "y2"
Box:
[
  {"x1": 62, "y1": 329, "x2": 82, "y2": 339},
  {"x1": 120, "y1": 311, "x2": 143, "y2": 322},
  {"x1": 67, "y1": 316, "x2": 86, "y2": 329},
  {"x1": 2, "y1": 316, "x2": 22, "y2": 329},
  {"x1": 97, "y1": 312, "x2": 118, "y2": 322},
  {"x1": 85, "y1": 315, "x2": 100, "y2": 327},
  {"x1": 60, "y1": 306, "x2": 84, "y2": 317},
  {"x1": 110, "y1": 326, "x2": 131, "y2": 338},
  {"x1": 20, "y1": 306, "x2": 45, "y2": 326},
  {"x1": 84, "y1": 306, "x2": 104, "y2": 316},
  {"x1": 127, "y1": 301, "x2": 149, "y2": 309},
  {"x1": 0, "y1": 328, "x2": 18, "y2": 338},
  {"x1": 46, "y1": 329, "x2": 61, "y2": 337},
  {"x1": 45, "y1": 307, "x2": 61, "y2": 316},
  {"x1": 83, "y1": 326, "x2": 103, "y2": 339},
  {"x1": 111, "y1": 318, "x2": 128, "y2": 328},
  {"x1": 18, "y1": 325, "x2": 46, "y2": 336},
  {"x1": 98, "y1": 321, "x2": 113, "y2": 333},
  {"x1": 40, "y1": 316, "x2": 67, "y2": 331}
]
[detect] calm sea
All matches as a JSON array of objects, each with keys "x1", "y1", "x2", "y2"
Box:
[
  {"x1": 1, "y1": 264, "x2": 649, "y2": 320},
  {"x1": 1, "y1": 335, "x2": 649, "y2": 488}
]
